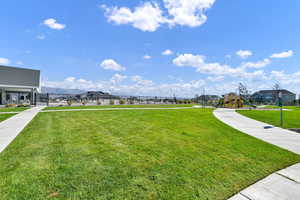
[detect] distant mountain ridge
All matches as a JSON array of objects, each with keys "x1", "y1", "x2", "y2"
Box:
[{"x1": 42, "y1": 87, "x2": 86, "y2": 94}]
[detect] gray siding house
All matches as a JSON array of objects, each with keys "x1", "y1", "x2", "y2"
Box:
[
  {"x1": 252, "y1": 89, "x2": 296, "y2": 104},
  {"x1": 0, "y1": 65, "x2": 40, "y2": 105}
]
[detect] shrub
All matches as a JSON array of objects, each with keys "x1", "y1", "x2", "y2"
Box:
[
  {"x1": 177, "y1": 100, "x2": 182, "y2": 104},
  {"x1": 109, "y1": 100, "x2": 115, "y2": 105},
  {"x1": 120, "y1": 99, "x2": 125, "y2": 105},
  {"x1": 67, "y1": 100, "x2": 73, "y2": 106},
  {"x1": 81, "y1": 100, "x2": 87, "y2": 106},
  {"x1": 17, "y1": 104, "x2": 30, "y2": 107},
  {"x1": 97, "y1": 99, "x2": 102, "y2": 105},
  {"x1": 5, "y1": 104, "x2": 17, "y2": 108}
]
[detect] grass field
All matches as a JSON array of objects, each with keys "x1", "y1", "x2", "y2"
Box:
[
  {"x1": 0, "y1": 114, "x2": 15, "y2": 122},
  {"x1": 263, "y1": 105, "x2": 300, "y2": 110},
  {"x1": 0, "y1": 109, "x2": 299, "y2": 200},
  {"x1": 0, "y1": 107, "x2": 29, "y2": 113},
  {"x1": 237, "y1": 110, "x2": 300, "y2": 128},
  {"x1": 44, "y1": 104, "x2": 197, "y2": 110}
]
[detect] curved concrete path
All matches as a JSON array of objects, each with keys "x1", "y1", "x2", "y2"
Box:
[
  {"x1": 214, "y1": 108, "x2": 300, "y2": 155},
  {"x1": 0, "y1": 106, "x2": 45, "y2": 153},
  {"x1": 228, "y1": 163, "x2": 300, "y2": 200},
  {"x1": 213, "y1": 109, "x2": 300, "y2": 200}
]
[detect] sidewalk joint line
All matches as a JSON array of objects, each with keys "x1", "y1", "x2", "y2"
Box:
[
  {"x1": 239, "y1": 192, "x2": 253, "y2": 200},
  {"x1": 276, "y1": 172, "x2": 300, "y2": 184}
]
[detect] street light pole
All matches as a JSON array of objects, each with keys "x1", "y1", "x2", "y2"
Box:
[{"x1": 279, "y1": 92, "x2": 283, "y2": 127}]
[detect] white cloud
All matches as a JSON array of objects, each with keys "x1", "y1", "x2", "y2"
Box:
[
  {"x1": 100, "y1": 59, "x2": 126, "y2": 71},
  {"x1": 42, "y1": 70, "x2": 300, "y2": 97},
  {"x1": 173, "y1": 53, "x2": 267, "y2": 80},
  {"x1": 103, "y1": 2, "x2": 165, "y2": 32},
  {"x1": 241, "y1": 58, "x2": 271, "y2": 69},
  {"x1": 143, "y1": 55, "x2": 152, "y2": 59},
  {"x1": 270, "y1": 50, "x2": 294, "y2": 58},
  {"x1": 78, "y1": 78, "x2": 88, "y2": 83},
  {"x1": 173, "y1": 54, "x2": 235, "y2": 76},
  {"x1": 43, "y1": 75, "x2": 207, "y2": 97},
  {"x1": 270, "y1": 70, "x2": 300, "y2": 85},
  {"x1": 102, "y1": 0, "x2": 216, "y2": 32},
  {"x1": 36, "y1": 35, "x2": 46, "y2": 40},
  {"x1": 131, "y1": 75, "x2": 154, "y2": 86},
  {"x1": 16, "y1": 61, "x2": 24, "y2": 65},
  {"x1": 162, "y1": 49, "x2": 173, "y2": 55},
  {"x1": 65, "y1": 77, "x2": 76, "y2": 82},
  {"x1": 173, "y1": 54, "x2": 205, "y2": 67},
  {"x1": 236, "y1": 50, "x2": 252, "y2": 59},
  {"x1": 207, "y1": 76, "x2": 224, "y2": 81},
  {"x1": 0, "y1": 57, "x2": 10, "y2": 65},
  {"x1": 110, "y1": 73, "x2": 127, "y2": 84},
  {"x1": 163, "y1": 0, "x2": 215, "y2": 27},
  {"x1": 43, "y1": 18, "x2": 66, "y2": 30}
]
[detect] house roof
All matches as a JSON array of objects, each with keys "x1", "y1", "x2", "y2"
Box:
[
  {"x1": 0, "y1": 65, "x2": 40, "y2": 88},
  {"x1": 253, "y1": 89, "x2": 296, "y2": 95}
]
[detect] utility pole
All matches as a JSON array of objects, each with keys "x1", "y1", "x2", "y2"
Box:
[
  {"x1": 202, "y1": 88, "x2": 206, "y2": 109},
  {"x1": 279, "y1": 92, "x2": 283, "y2": 127}
]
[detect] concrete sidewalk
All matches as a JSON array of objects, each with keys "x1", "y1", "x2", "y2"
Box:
[
  {"x1": 0, "y1": 106, "x2": 45, "y2": 153},
  {"x1": 229, "y1": 163, "x2": 300, "y2": 200},
  {"x1": 213, "y1": 108, "x2": 300, "y2": 155},
  {"x1": 213, "y1": 109, "x2": 300, "y2": 200}
]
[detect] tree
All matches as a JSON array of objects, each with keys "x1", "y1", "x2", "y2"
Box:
[
  {"x1": 272, "y1": 83, "x2": 281, "y2": 104},
  {"x1": 238, "y1": 83, "x2": 250, "y2": 104}
]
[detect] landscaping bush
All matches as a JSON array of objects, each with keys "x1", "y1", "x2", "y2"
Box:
[
  {"x1": 67, "y1": 100, "x2": 73, "y2": 106},
  {"x1": 109, "y1": 100, "x2": 115, "y2": 105},
  {"x1": 81, "y1": 100, "x2": 87, "y2": 106},
  {"x1": 17, "y1": 104, "x2": 30, "y2": 107},
  {"x1": 119, "y1": 99, "x2": 125, "y2": 105},
  {"x1": 5, "y1": 104, "x2": 17, "y2": 108}
]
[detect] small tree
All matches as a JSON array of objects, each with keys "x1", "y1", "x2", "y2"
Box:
[
  {"x1": 272, "y1": 83, "x2": 281, "y2": 104},
  {"x1": 109, "y1": 99, "x2": 115, "y2": 105},
  {"x1": 119, "y1": 99, "x2": 125, "y2": 105},
  {"x1": 238, "y1": 83, "x2": 251, "y2": 105},
  {"x1": 67, "y1": 100, "x2": 73, "y2": 106},
  {"x1": 97, "y1": 99, "x2": 102, "y2": 105},
  {"x1": 129, "y1": 99, "x2": 134, "y2": 104},
  {"x1": 81, "y1": 100, "x2": 87, "y2": 106}
]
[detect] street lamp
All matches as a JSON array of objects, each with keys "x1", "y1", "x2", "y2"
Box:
[{"x1": 279, "y1": 92, "x2": 283, "y2": 127}]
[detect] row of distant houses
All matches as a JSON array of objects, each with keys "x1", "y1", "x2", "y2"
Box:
[
  {"x1": 198, "y1": 89, "x2": 297, "y2": 105},
  {"x1": 0, "y1": 65, "x2": 298, "y2": 106}
]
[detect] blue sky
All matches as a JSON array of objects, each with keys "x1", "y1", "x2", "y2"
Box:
[{"x1": 0, "y1": 0, "x2": 300, "y2": 97}]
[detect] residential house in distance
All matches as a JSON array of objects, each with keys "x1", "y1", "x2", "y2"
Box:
[
  {"x1": 80, "y1": 91, "x2": 117, "y2": 100},
  {"x1": 196, "y1": 95, "x2": 220, "y2": 105},
  {"x1": 0, "y1": 65, "x2": 40, "y2": 105},
  {"x1": 198, "y1": 95, "x2": 220, "y2": 101},
  {"x1": 252, "y1": 89, "x2": 296, "y2": 104}
]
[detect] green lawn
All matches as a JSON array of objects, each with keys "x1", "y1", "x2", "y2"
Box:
[
  {"x1": 263, "y1": 105, "x2": 300, "y2": 110},
  {"x1": 0, "y1": 114, "x2": 15, "y2": 122},
  {"x1": 44, "y1": 104, "x2": 197, "y2": 110},
  {"x1": 237, "y1": 110, "x2": 300, "y2": 128},
  {"x1": 0, "y1": 107, "x2": 29, "y2": 113},
  {"x1": 0, "y1": 109, "x2": 299, "y2": 200}
]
